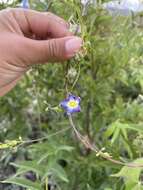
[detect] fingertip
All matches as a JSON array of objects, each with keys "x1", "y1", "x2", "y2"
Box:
[{"x1": 65, "y1": 37, "x2": 83, "y2": 58}]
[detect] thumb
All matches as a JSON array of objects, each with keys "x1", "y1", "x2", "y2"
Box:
[{"x1": 23, "y1": 36, "x2": 82, "y2": 65}]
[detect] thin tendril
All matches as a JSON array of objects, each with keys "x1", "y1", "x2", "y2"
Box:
[
  {"x1": 71, "y1": 63, "x2": 81, "y2": 91},
  {"x1": 17, "y1": 128, "x2": 70, "y2": 148}
]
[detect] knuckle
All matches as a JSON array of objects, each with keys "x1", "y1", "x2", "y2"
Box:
[
  {"x1": 48, "y1": 40, "x2": 57, "y2": 58},
  {"x1": 45, "y1": 12, "x2": 68, "y2": 27},
  {"x1": 47, "y1": 39, "x2": 64, "y2": 60},
  {"x1": 8, "y1": 8, "x2": 18, "y2": 14}
]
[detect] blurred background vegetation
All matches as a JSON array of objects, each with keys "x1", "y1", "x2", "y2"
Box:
[{"x1": 1, "y1": 0, "x2": 143, "y2": 189}]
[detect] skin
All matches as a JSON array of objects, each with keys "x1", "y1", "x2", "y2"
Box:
[{"x1": 0, "y1": 8, "x2": 82, "y2": 96}]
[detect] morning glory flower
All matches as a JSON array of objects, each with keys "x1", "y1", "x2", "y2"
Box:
[
  {"x1": 21, "y1": 0, "x2": 30, "y2": 9},
  {"x1": 60, "y1": 94, "x2": 81, "y2": 114}
]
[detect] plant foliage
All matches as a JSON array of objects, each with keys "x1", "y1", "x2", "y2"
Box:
[{"x1": 1, "y1": 0, "x2": 143, "y2": 190}]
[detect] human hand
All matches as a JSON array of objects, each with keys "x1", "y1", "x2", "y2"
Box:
[{"x1": 0, "y1": 8, "x2": 82, "y2": 96}]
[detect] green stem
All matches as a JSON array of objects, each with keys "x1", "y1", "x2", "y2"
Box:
[{"x1": 45, "y1": 177, "x2": 48, "y2": 190}]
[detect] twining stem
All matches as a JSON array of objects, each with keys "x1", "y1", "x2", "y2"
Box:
[
  {"x1": 61, "y1": 1, "x2": 143, "y2": 168},
  {"x1": 68, "y1": 114, "x2": 143, "y2": 168},
  {"x1": 71, "y1": 62, "x2": 81, "y2": 91}
]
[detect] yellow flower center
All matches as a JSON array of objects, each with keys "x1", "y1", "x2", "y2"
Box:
[{"x1": 67, "y1": 100, "x2": 78, "y2": 108}]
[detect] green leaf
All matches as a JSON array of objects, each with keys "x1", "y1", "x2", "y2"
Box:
[
  {"x1": 11, "y1": 161, "x2": 45, "y2": 177},
  {"x1": 56, "y1": 145, "x2": 74, "y2": 153},
  {"x1": 122, "y1": 123, "x2": 143, "y2": 134},
  {"x1": 111, "y1": 158, "x2": 143, "y2": 183},
  {"x1": 37, "y1": 151, "x2": 55, "y2": 164},
  {"x1": 130, "y1": 183, "x2": 143, "y2": 190},
  {"x1": 104, "y1": 123, "x2": 116, "y2": 138},
  {"x1": 120, "y1": 128, "x2": 128, "y2": 140},
  {"x1": 50, "y1": 163, "x2": 69, "y2": 183},
  {"x1": 121, "y1": 136, "x2": 133, "y2": 159},
  {"x1": 111, "y1": 127, "x2": 120, "y2": 145},
  {"x1": 2, "y1": 177, "x2": 42, "y2": 190},
  {"x1": 37, "y1": 145, "x2": 74, "y2": 164},
  {"x1": 125, "y1": 181, "x2": 140, "y2": 190},
  {"x1": 14, "y1": 167, "x2": 31, "y2": 177}
]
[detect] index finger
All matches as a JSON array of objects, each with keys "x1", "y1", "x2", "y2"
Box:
[{"x1": 11, "y1": 8, "x2": 72, "y2": 39}]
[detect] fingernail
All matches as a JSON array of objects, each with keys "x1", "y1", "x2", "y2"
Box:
[{"x1": 65, "y1": 37, "x2": 82, "y2": 57}]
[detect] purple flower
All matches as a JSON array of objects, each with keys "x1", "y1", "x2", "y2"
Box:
[
  {"x1": 60, "y1": 94, "x2": 81, "y2": 114},
  {"x1": 21, "y1": 0, "x2": 30, "y2": 9}
]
